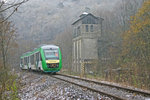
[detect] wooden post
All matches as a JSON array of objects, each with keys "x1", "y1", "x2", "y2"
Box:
[{"x1": 80, "y1": 61, "x2": 85, "y2": 77}]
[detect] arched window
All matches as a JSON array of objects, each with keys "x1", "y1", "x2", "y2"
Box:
[{"x1": 90, "y1": 25, "x2": 93, "y2": 32}]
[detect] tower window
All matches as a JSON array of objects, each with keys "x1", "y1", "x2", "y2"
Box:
[
  {"x1": 86, "y1": 25, "x2": 89, "y2": 32},
  {"x1": 90, "y1": 25, "x2": 93, "y2": 32},
  {"x1": 73, "y1": 28, "x2": 77, "y2": 38},
  {"x1": 77, "y1": 26, "x2": 81, "y2": 35}
]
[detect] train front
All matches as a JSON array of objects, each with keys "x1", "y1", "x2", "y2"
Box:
[{"x1": 42, "y1": 45, "x2": 62, "y2": 73}]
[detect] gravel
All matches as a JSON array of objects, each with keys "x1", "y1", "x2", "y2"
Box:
[
  {"x1": 54, "y1": 75, "x2": 150, "y2": 100},
  {"x1": 18, "y1": 71, "x2": 111, "y2": 100}
]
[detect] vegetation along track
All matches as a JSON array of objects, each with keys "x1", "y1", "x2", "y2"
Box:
[{"x1": 51, "y1": 73, "x2": 150, "y2": 100}]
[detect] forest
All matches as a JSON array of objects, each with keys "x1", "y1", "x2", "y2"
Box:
[{"x1": 0, "y1": 0, "x2": 150, "y2": 99}]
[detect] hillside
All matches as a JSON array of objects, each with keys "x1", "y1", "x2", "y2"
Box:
[{"x1": 11, "y1": 0, "x2": 142, "y2": 42}]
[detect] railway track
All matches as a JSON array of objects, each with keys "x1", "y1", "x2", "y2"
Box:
[{"x1": 51, "y1": 73, "x2": 150, "y2": 100}]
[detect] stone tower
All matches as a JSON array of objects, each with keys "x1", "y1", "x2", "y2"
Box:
[{"x1": 72, "y1": 12, "x2": 104, "y2": 73}]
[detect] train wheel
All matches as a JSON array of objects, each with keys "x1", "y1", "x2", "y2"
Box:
[
  {"x1": 39, "y1": 67, "x2": 41, "y2": 71},
  {"x1": 29, "y1": 67, "x2": 31, "y2": 72}
]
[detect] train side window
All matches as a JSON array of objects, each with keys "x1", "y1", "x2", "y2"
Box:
[
  {"x1": 24, "y1": 57, "x2": 27, "y2": 65},
  {"x1": 28, "y1": 57, "x2": 29, "y2": 64},
  {"x1": 30, "y1": 56, "x2": 31, "y2": 64},
  {"x1": 40, "y1": 53, "x2": 42, "y2": 61},
  {"x1": 33, "y1": 55, "x2": 35, "y2": 64},
  {"x1": 38, "y1": 53, "x2": 40, "y2": 61},
  {"x1": 24, "y1": 58, "x2": 25, "y2": 65},
  {"x1": 20, "y1": 59, "x2": 23, "y2": 64},
  {"x1": 30, "y1": 55, "x2": 34, "y2": 65},
  {"x1": 36, "y1": 52, "x2": 39, "y2": 61},
  {"x1": 26, "y1": 57, "x2": 28, "y2": 65},
  {"x1": 33, "y1": 54, "x2": 34, "y2": 62},
  {"x1": 26, "y1": 57, "x2": 28, "y2": 64},
  {"x1": 39, "y1": 53, "x2": 41, "y2": 61},
  {"x1": 23, "y1": 58, "x2": 25, "y2": 65},
  {"x1": 23, "y1": 58, "x2": 24, "y2": 65}
]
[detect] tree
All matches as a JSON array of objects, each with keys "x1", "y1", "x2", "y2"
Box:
[
  {"x1": 0, "y1": 21, "x2": 15, "y2": 69},
  {"x1": 122, "y1": 0, "x2": 150, "y2": 88},
  {"x1": 122, "y1": 0, "x2": 150, "y2": 67},
  {"x1": 0, "y1": 18, "x2": 17, "y2": 100},
  {"x1": 0, "y1": 0, "x2": 28, "y2": 99}
]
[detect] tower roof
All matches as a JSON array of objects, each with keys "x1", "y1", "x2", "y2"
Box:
[
  {"x1": 79, "y1": 12, "x2": 88, "y2": 18},
  {"x1": 72, "y1": 13, "x2": 104, "y2": 25},
  {"x1": 82, "y1": 12, "x2": 88, "y2": 15}
]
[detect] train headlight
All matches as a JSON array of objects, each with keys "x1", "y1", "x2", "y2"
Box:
[{"x1": 56, "y1": 63, "x2": 59, "y2": 67}]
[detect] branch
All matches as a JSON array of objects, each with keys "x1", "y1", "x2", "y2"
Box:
[
  {"x1": 0, "y1": 0, "x2": 28, "y2": 13},
  {"x1": 0, "y1": 0, "x2": 28, "y2": 23},
  {"x1": 4, "y1": 30, "x2": 15, "y2": 57},
  {"x1": 0, "y1": 1, "x2": 4, "y2": 8},
  {"x1": 0, "y1": 21, "x2": 15, "y2": 60},
  {"x1": 2, "y1": 0, "x2": 16, "y2": 6},
  {"x1": 0, "y1": 5, "x2": 20, "y2": 23}
]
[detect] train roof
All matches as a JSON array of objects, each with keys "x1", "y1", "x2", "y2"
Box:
[
  {"x1": 21, "y1": 52, "x2": 32, "y2": 58},
  {"x1": 20, "y1": 45, "x2": 59, "y2": 58},
  {"x1": 41, "y1": 45, "x2": 59, "y2": 49}
]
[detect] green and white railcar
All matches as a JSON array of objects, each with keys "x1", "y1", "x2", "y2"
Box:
[{"x1": 20, "y1": 45, "x2": 62, "y2": 73}]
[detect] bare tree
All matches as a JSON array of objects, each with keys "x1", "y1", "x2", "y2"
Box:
[
  {"x1": 0, "y1": 0, "x2": 28, "y2": 99},
  {"x1": 0, "y1": 0, "x2": 28, "y2": 68}
]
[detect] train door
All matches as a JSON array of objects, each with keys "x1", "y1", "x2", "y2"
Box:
[
  {"x1": 35, "y1": 52, "x2": 39, "y2": 70},
  {"x1": 38, "y1": 52, "x2": 43, "y2": 71}
]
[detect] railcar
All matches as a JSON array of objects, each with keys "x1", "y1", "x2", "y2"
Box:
[{"x1": 20, "y1": 45, "x2": 62, "y2": 73}]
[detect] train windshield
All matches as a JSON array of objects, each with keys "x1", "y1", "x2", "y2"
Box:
[{"x1": 44, "y1": 49, "x2": 59, "y2": 60}]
